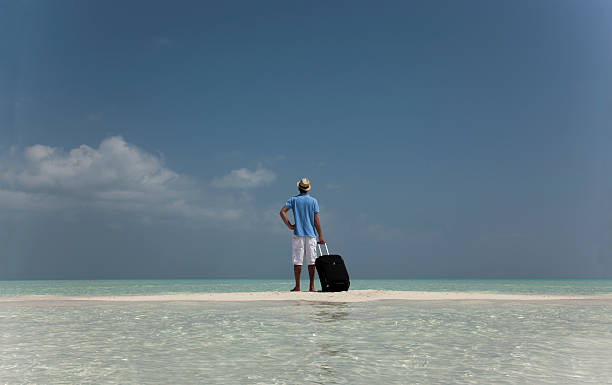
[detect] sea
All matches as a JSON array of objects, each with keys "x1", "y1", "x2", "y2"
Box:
[{"x1": 1, "y1": 279, "x2": 612, "y2": 384}]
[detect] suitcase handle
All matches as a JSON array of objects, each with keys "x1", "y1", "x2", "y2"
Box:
[{"x1": 317, "y1": 243, "x2": 330, "y2": 257}]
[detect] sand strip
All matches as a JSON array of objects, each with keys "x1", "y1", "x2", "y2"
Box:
[{"x1": 2, "y1": 290, "x2": 612, "y2": 304}]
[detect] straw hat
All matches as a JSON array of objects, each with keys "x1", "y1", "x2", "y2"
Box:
[{"x1": 297, "y1": 177, "x2": 311, "y2": 191}]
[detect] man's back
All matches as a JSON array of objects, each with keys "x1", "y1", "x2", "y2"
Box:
[
  {"x1": 285, "y1": 193, "x2": 319, "y2": 238},
  {"x1": 280, "y1": 178, "x2": 324, "y2": 291}
]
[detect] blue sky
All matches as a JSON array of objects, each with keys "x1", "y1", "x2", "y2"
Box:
[{"x1": 1, "y1": 0, "x2": 611, "y2": 279}]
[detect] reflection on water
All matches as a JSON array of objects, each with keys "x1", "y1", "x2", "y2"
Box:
[
  {"x1": 309, "y1": 303, "x2": 353, "y2": 384},
  {"x1": 312, "y1": 302, "x2": 352, "y2": 360},
  {"x1": 312, "y1": 302, "x2": 351, "y2": 323}
]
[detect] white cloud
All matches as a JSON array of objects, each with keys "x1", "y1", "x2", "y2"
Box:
[
  {"x1": 212, "y1": 166, "x2": 276, "y2": 189},
  {"x1": 24, "y1": 144, "x2": 55, "y2": 162},
  {"x1": 3, "y1": 136, "x2": 177, "y2": 197},
  {"x1": 0, "y1": 136, "x2": 238, "y2": 219}
]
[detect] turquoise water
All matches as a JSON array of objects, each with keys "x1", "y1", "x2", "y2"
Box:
[
  {"x1": 2, "y1": 280, "x2": 612, "y2": 384},
  {"x1": 1, "y1": 279, "x2": 612, "y2": 296}
]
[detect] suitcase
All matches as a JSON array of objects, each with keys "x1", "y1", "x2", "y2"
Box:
[{"x1": 315, "y1": 243, "x2": 350, "y2": 292}]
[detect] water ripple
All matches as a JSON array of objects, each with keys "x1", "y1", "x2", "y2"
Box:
[{"x1": 1, "y1": 301, "x2": 611, "y2": 384}]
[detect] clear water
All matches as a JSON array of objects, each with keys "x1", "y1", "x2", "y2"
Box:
[
  {"x1": 1, "y1": 279, "x2": 612, "y2": 296},
  {"x1": 2, "y1": 300, "x2": 612, "y2": 384},
  {"x1": 2, "y1": 280, "x2": 612, "y2": 384}
]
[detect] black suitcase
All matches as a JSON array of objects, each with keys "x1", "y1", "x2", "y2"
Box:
[{"x1": 315, "y1": 243, "x2": 350, "y2": 292}]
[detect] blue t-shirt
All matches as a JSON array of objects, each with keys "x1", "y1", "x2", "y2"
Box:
[{"x1": 285, "y1": 193, "x2": 319, "y2": 238}]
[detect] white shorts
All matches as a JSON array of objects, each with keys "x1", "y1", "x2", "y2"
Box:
[{"x1": 292, "y1": 235, "x2": 317, "y2": 266}]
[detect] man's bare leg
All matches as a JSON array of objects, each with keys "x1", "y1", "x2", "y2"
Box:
[
  {"x1": 291, "y1": 265, "x2": 301, "y2": 291},
  {"x1": 308, "y1": 264, "x2": 316, "y2": 292}
]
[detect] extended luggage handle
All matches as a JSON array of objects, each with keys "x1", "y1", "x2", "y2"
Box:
[{"x1": 317, "y1": 243, "x2": 330, "y2": 257}]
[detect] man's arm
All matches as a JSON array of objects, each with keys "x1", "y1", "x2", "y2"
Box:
[
  {"x1": 280, "y1": 206, "x2": 295, "y2": 230},
  {"x1": 314, "y1": 213, "x2": 325, "y2": 244}
]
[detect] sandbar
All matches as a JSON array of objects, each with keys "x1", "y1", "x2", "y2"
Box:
[{"x1": 2, "y1": 290, "x2": 612, "y2": 305}]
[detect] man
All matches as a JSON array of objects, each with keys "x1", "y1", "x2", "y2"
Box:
[{"x1": 280, "y1": 177, "x2": 325, "y2": 292}]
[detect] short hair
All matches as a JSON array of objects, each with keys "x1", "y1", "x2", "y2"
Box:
[{"x1": 298, "y1": 187, "x2": 308, "y2": 193}]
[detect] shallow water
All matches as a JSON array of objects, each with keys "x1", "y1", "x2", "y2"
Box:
[{"x1": 2, "y1": 300, "x2": 611, "y2": 384}]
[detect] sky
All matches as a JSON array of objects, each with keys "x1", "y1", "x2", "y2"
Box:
[{"x1": 1, "y1": 0, "x2": 611, "y2": 279}]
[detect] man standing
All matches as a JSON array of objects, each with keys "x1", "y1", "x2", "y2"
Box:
[{"x1": 280, "y1": 177, "x2": 325, "y2": 292}]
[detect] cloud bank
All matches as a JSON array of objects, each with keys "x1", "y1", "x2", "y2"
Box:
[
  {"x1": 4, "y1": 137, "x2": 177, "y2": 198},
  {"x1": 0, "y1": 137, "x2": 240, "y2": 219}
]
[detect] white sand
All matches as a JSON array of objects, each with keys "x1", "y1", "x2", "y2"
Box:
[{"x1": 2, "y1": 290, "x2": 612, "y2": 304}]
